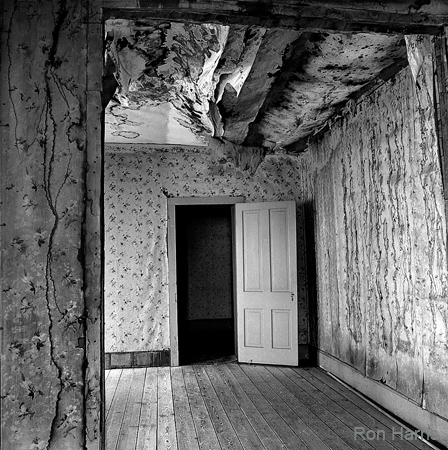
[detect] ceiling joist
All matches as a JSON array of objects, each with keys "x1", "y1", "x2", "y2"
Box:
[{"x1": 103, "y1": 0, "x2": 448, "y2": 35}]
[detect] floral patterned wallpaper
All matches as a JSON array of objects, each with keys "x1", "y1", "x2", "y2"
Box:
[
  {"x1": 104, "y1": 145, "x2": 313, "y2": 352},
  {"x1": 1, "y1": 0, "x2": 102, "y2": 447}
]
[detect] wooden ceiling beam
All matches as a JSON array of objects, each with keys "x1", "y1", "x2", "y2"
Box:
[{"x1": 103, "y1": 1, "x2": 448, "y2": 35}]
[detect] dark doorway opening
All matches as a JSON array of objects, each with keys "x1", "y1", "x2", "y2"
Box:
[{"x1": 176, "y1": 204, "x2": 235, "y2": 365}]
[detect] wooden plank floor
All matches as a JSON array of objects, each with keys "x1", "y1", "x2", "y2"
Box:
[{"x1": 106, "y1": 364, "x2": 436, "y2": 450}]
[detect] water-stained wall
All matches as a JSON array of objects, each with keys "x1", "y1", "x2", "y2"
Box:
[
  {"x1": 311, "y1": 60, "x2": 448, "y2": 422},
  {"x1": 104, "y1": 145, "x2": 313, "y2": 353},
  {"x1": 1, "y1": 0, "x2": 103, "y2": 449}
]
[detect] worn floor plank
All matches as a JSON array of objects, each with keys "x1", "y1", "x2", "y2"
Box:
[
  {"x1": 194, "y1": 365, "x2": 244, "y2": 450},
  {"x1": 216, "y1": 364, "x2": 287, "y2": 450},
  {"x1": 204, "y1": 365, "x2": 265, "y2": 449},
  {"x1": 158, "y1": 367, "x2": 178, "y2": 450},
  {"x1": 136, "y1": 368, "x2": 158, "y2": 450},
  {"x1": 106, "y1": 369, "x2": 122, "y2": 418},
  {"x1": 241, "y1": 364, "x2": 331, "y2": 450},
  {"x1": 117, "y1": 369, "x2": 146, "y2": 450},
  {"x1": 260, "y1": 365, "x2": 373, "y2": 450},
  {"x1": 283, "y1": 368, "x2": 398, "y2": 450},
  {"x1": 105, "y1": 364, "x2": 437, "y2": 450},
  {"x1": 228, "y1": 364, "x2": 311, "y2": 449},
  {"x1": 171, "y1": 366, "x2": 200, "y2": 450},
  {"x1": 306, "y1": 368, "x2": 432, "y2": 450},
  {"x1": 106, "y1": 369, "x2": 134, "y2": 450},
  {"x1": 182, "y1": 366, "x2": 221, "y2": 450}
]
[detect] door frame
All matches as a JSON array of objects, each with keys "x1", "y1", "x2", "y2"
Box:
[{"x1": 167, "y1": 196, "x2": 244, "y2": 366}]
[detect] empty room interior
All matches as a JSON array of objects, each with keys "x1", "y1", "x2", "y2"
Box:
[{"x1": 2, "y1": 1, "x2": 448, "y2": 449}]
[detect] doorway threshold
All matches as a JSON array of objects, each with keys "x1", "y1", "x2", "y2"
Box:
[{"x1": 189, "y1": 354, "x2": 238, "y2": 365}]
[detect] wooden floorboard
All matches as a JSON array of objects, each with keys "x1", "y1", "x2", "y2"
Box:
[
  {"x1": 183, "y1": 366, "x2": 221, "y2": 449},
  {"x1": 204, "y1": 365, "x2": 265, "y2": 449},
  {"x1": 158, "y1": 367, "x2": 178, "y2": 449},
  {"x1": 194, "y1": 365, "x2": 244, "y2": 450},
  {"x1": 227, "y1": 363, "x2": 308, "y2": 449},
  {"x1": 136, "y1": 368, "x2": 158, "y2": 450},
  {"x1": 171, "y1": 366, "x2": 200, "y2": 450},
  {"x1": 105, "y1": 364, "x2": 437, "y2": 450},
  {"x1": 117, "y1": 368, "x2": 146, "y2": 450},
  {"x1": 287, "y1": 368, "x2": 398, "y2": 450},
  {"x1": 106, "y1": 369, "x2": 122, "y2": 418},
  {"x1": 106, "y1": 369, "x2": 134, "y2": 450},
  {"x1": 241, "y1": 364, "x2": 330, "y2": 450},
  {"x1": 306, "y1": 368, "x2": 432, "y2": 450},
  {"x1": 262, "y1": 365, "x2": 374, "y2": 450},
  {"x1": 216, "y1": 364, "x2": 287, "y2": 449}
]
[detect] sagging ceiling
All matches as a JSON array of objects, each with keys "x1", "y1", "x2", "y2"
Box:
[{"x1": 104, "y1": 18, "x2": 407, "y2": 153}]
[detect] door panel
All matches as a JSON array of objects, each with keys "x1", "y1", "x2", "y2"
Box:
[
  {"x1": 244, "y1": 309, "x2": 263, "y2": 347},
  {"x1": 234, "y1": 201, "x2": 298, "y2": 366},
  {"x1": 272, "y1": 309, "x2": 291, "y2": 349},
  {"x1": 242, "y1": 210, "x2": 263, "y2": 291},
  {"x1": 269, "y1": 208, "x2": 291, "y2": 292}
]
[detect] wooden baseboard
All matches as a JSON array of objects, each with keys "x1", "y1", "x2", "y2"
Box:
[
  {"x1": 105, "y1": 350, "x2": 170, "y2": 369},
  {"x1": 317, "y1": 349, "x2": 448, "y2": 448}
]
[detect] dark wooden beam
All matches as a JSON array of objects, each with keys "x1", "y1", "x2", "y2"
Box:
[
  {"x1": 102, "y1": 0, "x2": 448, "y2": 35},
  {"x1": 283, "y1": 55, "x2": 409, "y2": 153}
]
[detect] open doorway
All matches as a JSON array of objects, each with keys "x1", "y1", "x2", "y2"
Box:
[
  {"x1": 176, "y1": 204, "x2": 235, "y2": 365},
  {"x1": 167, "y1": 197, "x2": 244, "y2": 365}
]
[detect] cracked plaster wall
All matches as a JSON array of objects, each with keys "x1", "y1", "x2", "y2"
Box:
[
  {"x1": 311, "y1": 52, "x2": 448, "y2": 423},
  {"x1": 104, "y1": 145, "x2": 313, "y2": 353},
  {"x1": 1, "y1": 0, "x2": 102, "y2": 449}
]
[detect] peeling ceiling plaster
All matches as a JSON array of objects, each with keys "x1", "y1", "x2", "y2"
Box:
[
  {"x1": 104, "y1": 19, "x2": 407, "y2": 153},
  {"x1": 105, "y1": 101, "x2": 208, "y2": 145}
]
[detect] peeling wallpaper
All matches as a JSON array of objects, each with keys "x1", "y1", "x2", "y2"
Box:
[
  {"x1": 104, "y1": 146, "x2": 313, "y2": 353},
  {"x1": 312, "y1": 61, "x2": 448, "y2": 421},
  {"x1": 1, "y1": 0, "x2": 102, "y2": 448},
  {"x1": 104, "y1": 20, "x2": 228, "y2": 145},
  {"x1": 103, "y1": 18, "x2": 406, "y2": 151}
]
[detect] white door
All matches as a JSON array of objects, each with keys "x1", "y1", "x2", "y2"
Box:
[{"x1": 234, "y1": 201, "x2": 298, "y2": 366}]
